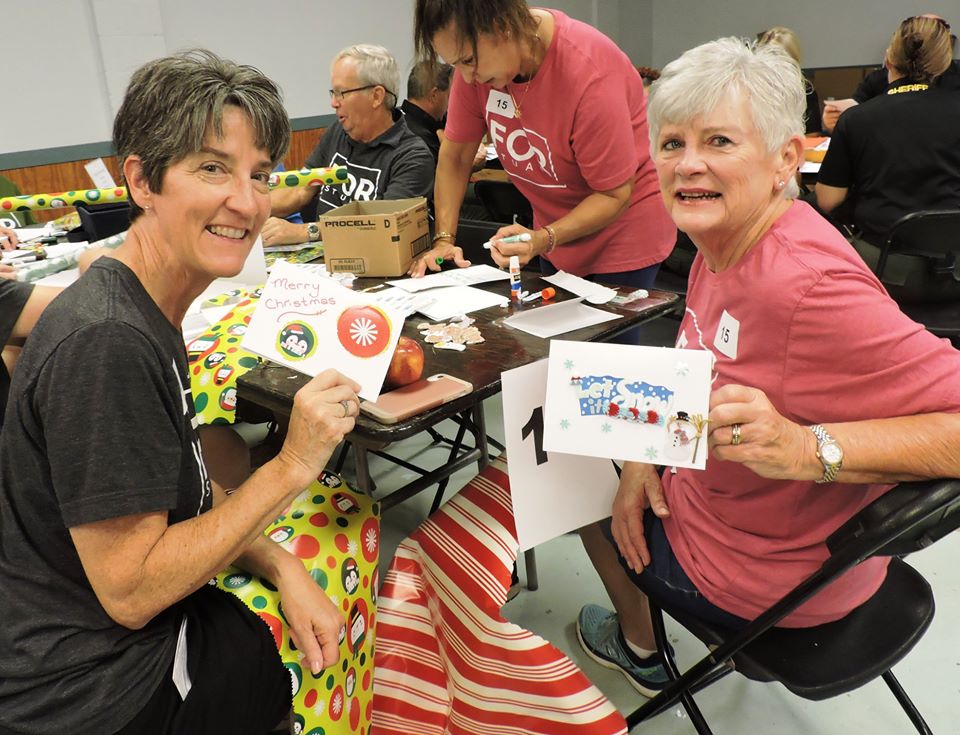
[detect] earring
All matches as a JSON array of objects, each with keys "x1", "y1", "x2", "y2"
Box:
[{"x1": 777, "y1": 180, "x2": 785, "y2": 189}]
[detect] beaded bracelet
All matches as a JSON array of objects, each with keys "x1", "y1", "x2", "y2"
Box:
[
  {"x1": 543, "y1": 224, "x2": 558, "y2": 254},
  {"x1": 432, "y1": 231, "x2": 456, "y2": 243}
]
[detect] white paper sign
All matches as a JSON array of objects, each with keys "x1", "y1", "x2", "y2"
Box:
[
  {"x1": 503, "y1": 360, "x2": 621, "y2": 551},
  {"x1": 543, "y1": 341, "x2": 713, "y2": 469},
  {"x1": 242, "y1": 260, "x2": 403, "y2": 400},
  {"x1": 486, "y1": 89, "x2": 516, "y2": 118},
  {"x1": 84, "y1": 157, "x2": 117, "y2": 189}
]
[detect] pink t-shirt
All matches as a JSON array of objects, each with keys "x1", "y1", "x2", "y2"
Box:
[
  {"x1": 663, "y1": 200, "x2": 960, "y2": 627},
  {"x1": 444, "y1": 9, "x2": 675, "y2": 276}
]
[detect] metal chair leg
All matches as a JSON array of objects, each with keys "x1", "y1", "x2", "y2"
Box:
[
  {"x1": 882, "y1": 670, "x2": 933, "y2": 735},
  {"x1": 523, "y1": 548, "x2": 539, "y2": 591}
]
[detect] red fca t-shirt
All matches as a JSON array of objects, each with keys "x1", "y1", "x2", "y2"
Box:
[
  {"x1": 444, "y1": 9, "x2": 675, "y2": 276},
  {"x1": 663, "y1": 201, "x2": 960, "y2": 626}
]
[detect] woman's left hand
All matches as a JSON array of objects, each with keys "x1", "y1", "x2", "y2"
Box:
[
  {"x1": 276, "y1": 558, "x2": 346, "y2": 675},
  {"x1": 707, "y1": 384, "x2": 818, "y2": 480},
  {"x1": 486, "y1": 224, "x2": 544, "y2": 268}
]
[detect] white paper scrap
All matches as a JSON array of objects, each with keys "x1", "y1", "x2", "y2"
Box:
[
  {"x1": 542, "y1": 271, "x2": 617, "y2": 304},
  {"x1": 503, "y1": 298, "x2": 621, "y2": 339}
]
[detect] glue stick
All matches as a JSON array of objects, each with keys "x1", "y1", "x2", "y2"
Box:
[{"x1": 509, "y1": 256, "x2": 522, "y2": 302}]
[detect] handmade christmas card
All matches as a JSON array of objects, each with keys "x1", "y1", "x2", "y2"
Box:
[
  {"x1": 543, "y1": 340, "x2": 713, "y2": 469},
  {"x1": 242, "y1": 260, "x2": 403, "y2": 400}
]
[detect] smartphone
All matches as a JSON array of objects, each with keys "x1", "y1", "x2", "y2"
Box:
[{"x1": 361, "y1": 374, "x2": 473, "y2": 424}]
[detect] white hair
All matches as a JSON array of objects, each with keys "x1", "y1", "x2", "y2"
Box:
[
  {"x1": 648, "y1": 37, "x2": 806, "y2": 197},
  {"x1": 333, "y1": 44, "x2": 400, "y2": 110}
]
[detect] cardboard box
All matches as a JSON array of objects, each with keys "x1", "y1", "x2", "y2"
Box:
[{"x1": 320, "y1": 197, "x2": 430, "y2": 277}]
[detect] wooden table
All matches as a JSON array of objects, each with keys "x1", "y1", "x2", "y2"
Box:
[{"x1": 237, "y1": 274, "x2": 678, "y2": 509}]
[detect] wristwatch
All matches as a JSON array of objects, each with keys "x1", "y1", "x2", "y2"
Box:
[
  {"x1": 809, "y1": 424, "x2": 843, "y2": 483},
  {"x1": 306, "y1": 222, "x2": 321, "y2": 242}
]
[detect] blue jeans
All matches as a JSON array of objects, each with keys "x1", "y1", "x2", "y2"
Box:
[
  {"x1": 601, "y1": 513, "x2": 749, "y2": 630},
  {"x1": 539, "y1": 258, "x2": 662, "y2": 345}
]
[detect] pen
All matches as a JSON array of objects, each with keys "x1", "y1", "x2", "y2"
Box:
[
  {"x1": 483, "y1": 233, "x2": 532, "y2": 249},
  {"x1": 521, "y1": 287, "x2": 556, "y2": 303}
]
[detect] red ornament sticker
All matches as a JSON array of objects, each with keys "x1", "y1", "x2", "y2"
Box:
[{"x1": 336, "y1": 305, "x2": 392, "y2": 358}]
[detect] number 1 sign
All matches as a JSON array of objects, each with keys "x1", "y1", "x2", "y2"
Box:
[{"x1": 502, "y1": 360, "x2": 620, "y2": 551}]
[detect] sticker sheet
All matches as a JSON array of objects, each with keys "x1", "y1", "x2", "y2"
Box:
[
  {"x1": 242, "y1": 260, "x2": 403, "y2": 401},
  {"x1": 543, "y1": 340, "x2": 713, "y2": 469}
]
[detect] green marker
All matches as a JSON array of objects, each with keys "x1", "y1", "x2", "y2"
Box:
[{"x1": 435, "y1": 257, "x2": 444, "y2": 265}]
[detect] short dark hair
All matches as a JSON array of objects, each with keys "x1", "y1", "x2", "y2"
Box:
[
  {"x1": 407, "y1": 60, "x2": 453, "y2": 98},
  {"x1": 113, "y1": 49, "x2": 290, "y2": 221},
  {"x1": 414, "y1": 0, "x2": 538, "y2": 74}
]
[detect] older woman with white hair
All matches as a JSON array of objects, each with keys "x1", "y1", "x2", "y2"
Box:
[{"x1": 574, "y1": 37, "x2": 960, "y2": 697}]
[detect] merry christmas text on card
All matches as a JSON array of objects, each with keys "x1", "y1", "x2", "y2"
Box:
[{"x1": 242, "y1": 260, "x2": 403, "y2": 401}]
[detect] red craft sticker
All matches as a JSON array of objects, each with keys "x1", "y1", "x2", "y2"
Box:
[{"x1": 336, "y1": 305, "x2": 392, "y2": 358}]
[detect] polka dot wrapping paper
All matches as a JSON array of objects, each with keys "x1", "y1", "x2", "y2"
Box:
[{"x1": 216, "y1": 471, "x2": 380, "y2": 735}]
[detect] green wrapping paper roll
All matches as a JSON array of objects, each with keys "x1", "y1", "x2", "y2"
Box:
[{"x1": 0, "y1": 166, "x2": 349, "y2": 213}]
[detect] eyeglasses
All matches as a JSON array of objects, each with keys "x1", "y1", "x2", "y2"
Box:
[{"x1": 328, "y1": 84, "x2": 398, "y2": 102}]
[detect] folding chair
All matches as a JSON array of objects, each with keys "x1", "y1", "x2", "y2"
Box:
[
  {"x1": 627, "y1": 478, "x2": 960, "y2": 734},
  {"x1": 875, "y1": 210, "x2": 960, "y2": 343}
]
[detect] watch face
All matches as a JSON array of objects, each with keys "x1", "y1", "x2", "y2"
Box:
[{"x1": 821, "y1": 442, "x2": 843, "y2": 465}]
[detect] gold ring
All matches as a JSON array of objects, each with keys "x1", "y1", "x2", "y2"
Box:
[{"x1": 731, "y1": 423, "x2": 742, "y2": 446}]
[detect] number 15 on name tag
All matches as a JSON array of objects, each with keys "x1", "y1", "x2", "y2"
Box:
[
  {"x1": 502, "y1": 360, "x2": 619, "y2": 551},
  {"x1": 486, "y1": 90, "x2": 516, "y2": 118}
]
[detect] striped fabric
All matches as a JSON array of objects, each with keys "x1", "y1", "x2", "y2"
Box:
[{"x1": 372, "y1": 461, "x2": 627, "y2": 735}]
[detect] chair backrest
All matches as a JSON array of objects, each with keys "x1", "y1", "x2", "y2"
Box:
[
  {"x1": 877, "y1": 209, "x2": 960, "y2": 280},
  {"x1": 474, "y1": 180, "x2": 533, "y2": 228}
]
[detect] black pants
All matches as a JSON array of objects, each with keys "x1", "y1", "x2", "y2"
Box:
[{"x1": 114, "y1": 585, "x2": 290, "y2": 735}]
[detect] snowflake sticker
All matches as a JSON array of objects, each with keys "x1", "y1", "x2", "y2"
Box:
[
  {"x1": 560, "y1": 419, "x2": 570, "y2": 430},
  {"x1": 602, "y1": 423, "x2": 613, "y2": 433},
  {"x1": 336, "y1": 305, "x2": 392, "y2": 358},
  {"x1": 645, "y1": 446, "x2": 659, "y2": 461},
  {"x1": 675, "y1": 361, "x2": 690, "y2": 377},
  {"x1": 564, "y1": 359, "x2": 575, "y2": 370}
]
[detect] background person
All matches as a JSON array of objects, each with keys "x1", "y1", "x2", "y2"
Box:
[
  {"x1": 0, "y1": 50, "x2": 361, "y2": 734},
  {"x1": 822, "y1": 13, "x2": 958, "y2": 131},
  {"x1": 408, "y1": 0, "x2": 675, "y2": 298},
  {"x1": 262, "y1": 44, "x2": 434, "y2": 247},
  {"x1": 574, "y1": 37, "x2": 960, "y2": 698},
  {"x1": 756, "y1": 26, "x2": 822, "y2": 134},
  {"x1": 816, "y1": 15, "x2": 960, "y2": 301},
  {"x1": 402, "y1": 60, "x2": 454, "y2": 164}
]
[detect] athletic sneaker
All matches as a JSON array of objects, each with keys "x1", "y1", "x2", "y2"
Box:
[{"x1": 576, "y1": 604, "x2": 670, "y2": 697}]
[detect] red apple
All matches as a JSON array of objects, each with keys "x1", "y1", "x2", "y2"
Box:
[{"x1": 384, "y1": 336, "x2": 424, "y2": 389}]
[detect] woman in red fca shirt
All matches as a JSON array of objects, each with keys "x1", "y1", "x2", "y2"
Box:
[{"x1": 408, "y1": 0, "x2": 675, "y2": 304}]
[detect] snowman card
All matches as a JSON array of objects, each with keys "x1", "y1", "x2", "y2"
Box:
[
  {"x1": 242, "y1": 260, "x2": 404, "y2": 401},
  {"x1": 543, "y1": 341, "x2": 713, "y2": 469}
]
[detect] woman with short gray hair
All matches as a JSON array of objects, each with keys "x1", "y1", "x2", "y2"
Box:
[
  {"x1": 0, "y1": 49, "x2": 361, "y2": 733},
  {"x1": 575, "y1": 37, "x2": 960, "y2": 698}
]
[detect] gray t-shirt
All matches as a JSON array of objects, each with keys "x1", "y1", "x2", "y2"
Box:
[
  {"x1": 0, "y1": 259, "x2": 212, "y2": 734},
  {"x1": 303, "y1": 109, "x2": 435, "y2": 221},
  {"x1": 0, "y1": 279, "x2": 34, "y2": 429}
]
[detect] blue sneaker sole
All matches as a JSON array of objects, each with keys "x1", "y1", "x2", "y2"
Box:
[{"x1": 575, "y1": 620, "x2": 667, "y2": 699}]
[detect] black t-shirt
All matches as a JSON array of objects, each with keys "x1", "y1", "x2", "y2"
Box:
[
  {"x1": 0, "y1": 259, "x2": 212, "y2": 734},
  {"x1": 302, "y1": 109, "x2": 435, "y2": 221},
  {"x1": 854, "y1": 60, "x2": 960, "y2": 102},
  {"x1": 817, "y1": 80, "x2": 960, "y2": 244},
  {"x1": 400, "y1": 99, "x2": 442, "y2": 163},
  {"x1": 0, "y1": 279, "x2": 33, "y2": 429}
]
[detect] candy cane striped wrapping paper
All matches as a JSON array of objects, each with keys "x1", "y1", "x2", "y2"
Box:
[{"x1": 372, "y1": 461, "x2": 628, "y2": 735}]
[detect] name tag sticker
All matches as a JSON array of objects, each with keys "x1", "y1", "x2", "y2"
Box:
[
  {"x1": 486, "y1": 90, "x2": 515, "y2": 118},
  {"x1": 713, "y1": 309, "x2": 740, "y2": 360}
]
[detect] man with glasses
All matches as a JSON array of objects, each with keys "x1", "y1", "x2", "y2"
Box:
[{"x1": 263, "y1": 44, "x2": 434, "y2": 246}]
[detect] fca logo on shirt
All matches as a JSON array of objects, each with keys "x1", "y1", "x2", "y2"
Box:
[{"x1": 489, "y1": 119, "x2": 559, "y2": 183}]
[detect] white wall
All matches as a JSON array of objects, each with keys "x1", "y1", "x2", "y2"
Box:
[
  {"x1": 3, "y1": 0, "x2": 419, "y2": 156},
  {"x1": 648, "y1": 0, "x2": 960, "y2": 69}
]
